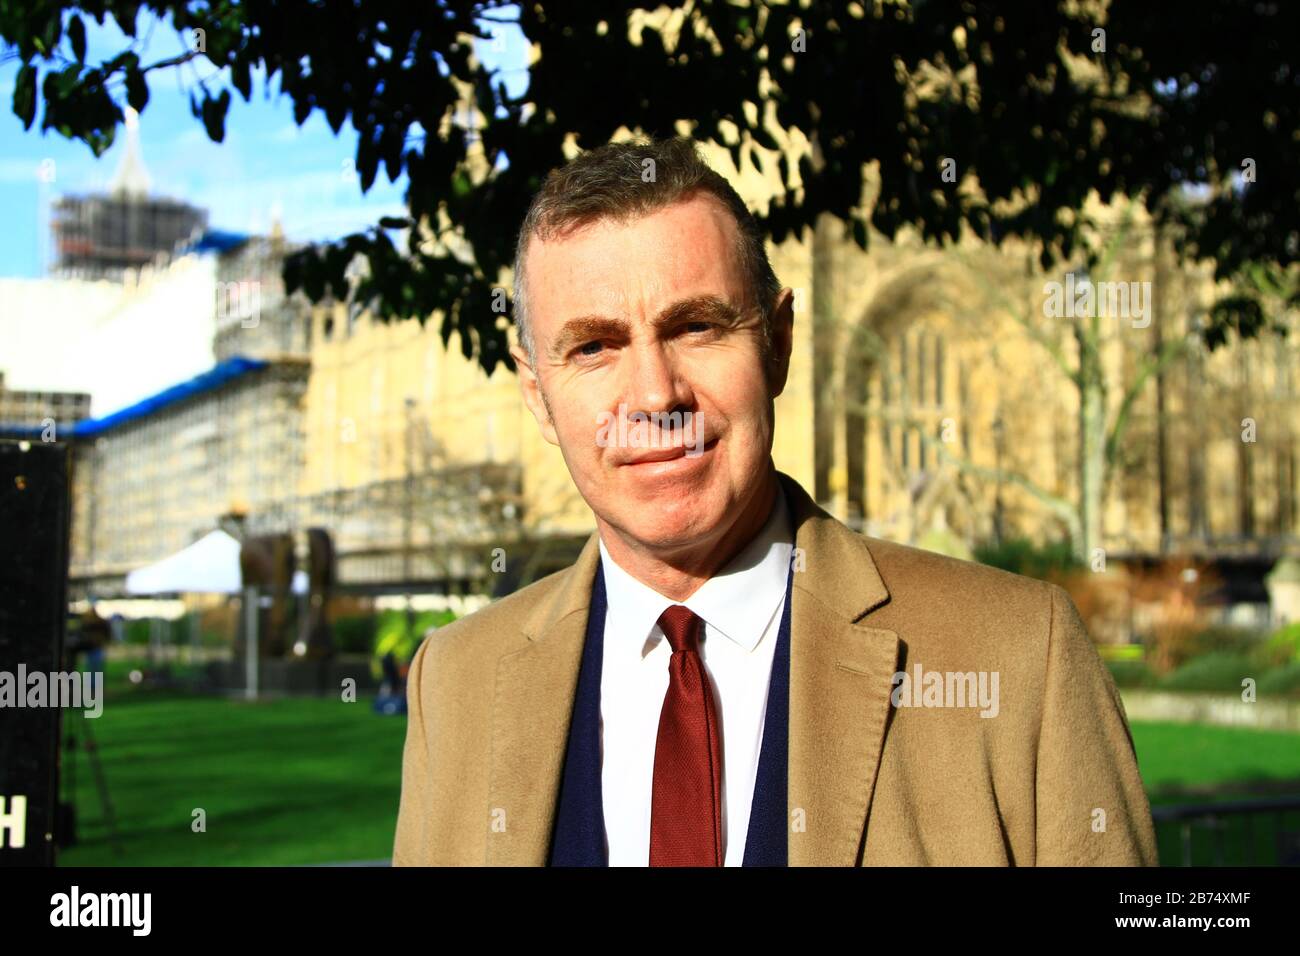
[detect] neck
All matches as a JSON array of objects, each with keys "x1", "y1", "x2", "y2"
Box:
[{"x1": 599, "y1": 465, "x2": 781, "y2": 601}]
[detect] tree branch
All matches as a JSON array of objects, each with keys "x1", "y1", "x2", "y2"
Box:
[
  {"x1": 864, "y1": 403, "x2": 1083, "y2": 546},
  {"x1": 1105, "y1": 334, "x2": 1191, "y2": 467},
  {"x1": 950, "y1": 248, "x2": 1078, "y2": 384}
]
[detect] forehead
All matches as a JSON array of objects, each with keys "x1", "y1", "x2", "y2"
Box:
[{"x1": 523, "y1": 192, "x2": 747, "y2": 331}]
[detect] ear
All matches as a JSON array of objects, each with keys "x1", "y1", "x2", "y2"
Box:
[
  {"x1": 767, "y1": 286, "x2": 795, "y2": 398},
  {"x1": 510, "y1": 342, "x2": 560, "y2": 446}
]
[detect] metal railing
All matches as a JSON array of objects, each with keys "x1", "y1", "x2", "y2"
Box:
[{"x1": 1152, "y1": 796, "x2": 1300, "y2": 866}]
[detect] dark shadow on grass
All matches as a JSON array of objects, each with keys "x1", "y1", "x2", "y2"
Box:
[{"x1": 1150, "y1": 774, "x2": 1300, "y2": 802}]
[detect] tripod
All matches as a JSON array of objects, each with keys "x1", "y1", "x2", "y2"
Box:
[{"x1": 61, "y1": 657, "x2": 124, "y2": 857}]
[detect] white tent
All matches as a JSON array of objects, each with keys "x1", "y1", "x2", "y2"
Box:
[{"x1": 124, "y1": 529, "x2": 307, "y2": 595}]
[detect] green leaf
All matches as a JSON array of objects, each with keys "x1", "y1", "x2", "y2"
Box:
[
  {"x1": 48, "y1": 63, "x2": 83, "y2": 97},
  {"x1": 113, "y1": 2, "x2": 140, "y2": 38},
  {"x1": 14, "y1": 64, "x2": 37, "y2": 130},
  {"x1": 324, "y1": 99, "x2": 346, "y2": 133},
  {"x1": 125, "y1": 68, "x2": 148, "y2": 113},
  {"x1": 357, "y1": 140, "x2": 378, "y2": 192},
  {"x1": 232, "y1": 59, "x2": 252, "y2": 101},
  {"x1": 200, "y1": 89, "x2": 230, "y2": 142},
  {"x1": 68, "y1": 15, "x2": 87, "y2": 63},
  {"x1": 39, "y1": 13, "x2": 62, "y2": 56}
]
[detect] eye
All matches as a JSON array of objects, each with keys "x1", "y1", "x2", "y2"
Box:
[
  {"x1": 576, "y1": 340, "x2": 604, "y2": 357},
  {"x1": 684, "y1": 321, "x2": 714, "y2": 334}
]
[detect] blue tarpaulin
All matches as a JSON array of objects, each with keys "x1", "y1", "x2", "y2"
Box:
[
  {"x1": 0, "y1": 356, "x2": 269, "y2": 439},
  {"x1": 181, "y1": 229, "x2": 251, "y2": 256}
]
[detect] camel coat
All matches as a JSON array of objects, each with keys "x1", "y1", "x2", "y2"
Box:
[{"x1": 393, "y1": 473, "x2": 1158, "y2": 865}]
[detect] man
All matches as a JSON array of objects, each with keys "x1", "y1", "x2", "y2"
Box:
[{"x1": 392, "y1": 137, "x2": 1158, "y2": 866}]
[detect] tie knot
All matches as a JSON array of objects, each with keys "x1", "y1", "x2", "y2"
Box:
[{"x1": 657, "y1": 605, "x2": 702, "y2": 654}]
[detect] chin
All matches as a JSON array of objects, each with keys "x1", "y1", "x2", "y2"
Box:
[{"x1": 613, "y1": 496, "x2": 727, "y2": 551}]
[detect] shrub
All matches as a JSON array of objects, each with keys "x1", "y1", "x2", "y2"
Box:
[
  {"x1": 371, "y1": 608, "x2": 459, "y2": 678},
  {"x1": 1106, "y1": 659, "x2": 1157, "y2": 689},
  {"x1": 1256, "y1": 661, "x2": 1300, "y2": 697},
  {"x1": 1129, "y1": 558, "x2": 1223, "y2": 676},
  {"x1": 1187, "y1": 625, "x2": 1267, "y2": 658},
  {"x1": 1159, "y1": 652, "x2": 1256, "y2": 694},
  {"x1": 123, "y1": 619, "x2": 151, "y2": 645},
  {"x1": 1258, "y1": 621, "x2": 1300, "y2": 668},
  {"x1": 121, "y1": 617, "x2": 192, "y2": 646},
  {"x1": 331, "y1": 615, "x2": 376, "y2": 655},
  {"x1": 973, "y1": 537, "x2": 1081, "y2": 581}
]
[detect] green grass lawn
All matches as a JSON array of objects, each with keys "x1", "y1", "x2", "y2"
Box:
[
  {"x1": 1133, "y1": 721, "x2": 1300, "y2": 801},
  {"x1": 58, "y1": 666, "x2": 406, "y2": 866},
  {"x1": 57, "y1": 663, "x2": 1300, "y2": 865},
  {"x1": 1131, "y1": 721, "x2": 1300, "y2": 866}
]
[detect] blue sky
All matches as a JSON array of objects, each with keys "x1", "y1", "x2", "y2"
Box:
[{"x1": 0, "y1": 8, "x2": 528, "y2": 277}]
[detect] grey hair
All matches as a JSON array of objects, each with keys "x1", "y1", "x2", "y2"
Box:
[{"x1": 511, "y1": 136, "x2": 782, "y2": 365}]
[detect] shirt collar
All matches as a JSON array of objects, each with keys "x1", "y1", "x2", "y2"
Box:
[{"x1": 598, "y1": 489, "x2": 793, "y2": 658}]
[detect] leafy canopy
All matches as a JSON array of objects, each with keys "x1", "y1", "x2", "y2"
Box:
[{"x1": 4, "y1": 1, "x2": 1296, "y2": 371}]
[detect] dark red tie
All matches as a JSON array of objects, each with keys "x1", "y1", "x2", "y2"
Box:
[{"x1": 650, "y1": 605, "x2": 723, "y2": 866}]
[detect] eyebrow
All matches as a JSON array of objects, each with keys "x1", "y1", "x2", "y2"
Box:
[{"x1": 547, "y1": 294, "x2": 744, "y2": 360}]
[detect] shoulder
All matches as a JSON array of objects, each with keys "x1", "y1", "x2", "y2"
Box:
[
  {"x1": 412, "y1": 561, "x2": 582, "y2": 672},
  {"x1": 862, "y1": 537, "x2": 1072, "y2": 653},
  {"x1": 867, "y1": 537, "x2": 1060, "y2": 611}
]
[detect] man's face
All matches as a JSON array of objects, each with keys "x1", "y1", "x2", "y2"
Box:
[{"x1": 512, "y1": 192, "x2": 793, "y2": 558}]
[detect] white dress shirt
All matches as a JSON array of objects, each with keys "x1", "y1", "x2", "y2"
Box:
[{"x1": 598, "y1": 491, "x2": 794, "y2": 866}]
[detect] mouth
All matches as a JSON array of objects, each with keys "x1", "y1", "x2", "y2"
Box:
[{"x1": 619, "y1": 437, "x2": 719, "y2": 468}]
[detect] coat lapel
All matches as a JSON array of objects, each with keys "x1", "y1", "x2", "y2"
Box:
[
  {"x1": 781, "y1": 474, "x2": 900, "y2": 866},
  {"x1": 485, "y1": 534, "x2": 600, "y2": 865}
]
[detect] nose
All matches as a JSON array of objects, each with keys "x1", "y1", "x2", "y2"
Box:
[{"x1": 624, "y1": 339, "x2": 694, "y2": 425}]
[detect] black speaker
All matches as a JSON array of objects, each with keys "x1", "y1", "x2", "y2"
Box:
[{"x1": 0, "y1": 439, "x2": 72, "y2": 867}]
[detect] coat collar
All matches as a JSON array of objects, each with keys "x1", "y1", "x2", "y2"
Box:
[{"x1": 486, "y1": 471, "x2": 900, "y2": 865}]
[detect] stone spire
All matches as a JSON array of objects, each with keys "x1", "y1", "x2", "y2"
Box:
[
  {"x1": 110, "y1": 107, "x2": 152, "y2": 199},
  {"x1": 269, "y1": 200, "x2": 285, "y2": 256}
]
